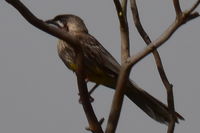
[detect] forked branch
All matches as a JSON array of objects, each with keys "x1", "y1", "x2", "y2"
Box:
[{"x1": 127, "y1": 7, "x2": 199, "y2": 67}]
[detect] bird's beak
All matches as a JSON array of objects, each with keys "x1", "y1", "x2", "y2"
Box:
[
  {"x1": 45, "y1": 19, "x2": 60, "y2": 27},
  {"x1": 45, "y1": 19, "x2": 64, "y2": 28}
]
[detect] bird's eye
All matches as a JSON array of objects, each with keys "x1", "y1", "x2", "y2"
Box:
[{"x1": 56, "y1": 20, "x2": 64, "y2": 28}]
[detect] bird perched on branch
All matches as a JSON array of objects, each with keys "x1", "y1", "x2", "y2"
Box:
[{"x1": 46, "y1": 14, "x2": 184, "y2": 124}]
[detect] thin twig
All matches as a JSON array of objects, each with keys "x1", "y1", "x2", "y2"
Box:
[
  {"x1": 187, "y1": 0, "x2": 200, "y2": 14},
  {"x1": 89, "y1": 84, "x2": 100, "y2": 95},
  {"x1": 113, "y1": 0, "x2": 130, "y2": 61},
  {"x1": 113, "y1": 0, "x2": 127, "y2": 28},
  {"x1": 173, "y1": 0, "x2": 182, "y2": 17},
  {"x1": 130, "y1": 0, "x2": 151, "y2": 43}
]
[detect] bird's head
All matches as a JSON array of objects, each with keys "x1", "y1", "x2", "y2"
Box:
[{"x1": 46, "y1": 14, "x2": 88, "y2": 33}]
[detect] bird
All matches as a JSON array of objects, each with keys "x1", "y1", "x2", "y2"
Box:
[{"x1": 45, "y1": 14, "x2": 184, "y2": 124}]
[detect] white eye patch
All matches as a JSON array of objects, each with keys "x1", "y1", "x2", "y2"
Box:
[{"x1": 56, "y1": 20, "x2": 64, "y2": 28}]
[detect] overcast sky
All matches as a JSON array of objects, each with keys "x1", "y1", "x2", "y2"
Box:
[{"x1": 0, "y1": 0, "x2": 200, "y2": 133}]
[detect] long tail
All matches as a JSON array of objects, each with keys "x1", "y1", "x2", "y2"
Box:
[{"x1": 125, "y1": 81, "x2": 184, "y2": 124}]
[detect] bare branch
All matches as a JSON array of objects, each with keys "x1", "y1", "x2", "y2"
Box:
[
  {"x1": 130, "y1": 0, "x2": 177, "y2": 132},
  {"x1": 187, "y1": 0, "x2": 200, "y2": 14},
  {"x1": 121, "y1": 0, "x2": 128, "y2": 17},
  {"x1": 120, "y1": 26, "x2": 130, "y2": 62},
  {"x1": 167, "y1": 85, "x2": 176, "y2": 133},
  {"x1": 113, "y1": 0, "x2": 130, "y2": 61},
  {"x1": 105, "y1": 65, "x2": 131, "y2": 133},
  {"x1": 173, "y1": 0, "x2": 182, "y2": 17},
  {"x1": 127, "y1": 9, "x2": 199, "y2": 68},
  {"x1": 105, "y1": 1, "x2": 130, "y2": 133},
  {"x1": 113, "y1": 0, "x2": 126, "y2": 28},
  {"x1": 130, "y1": 0, "x2": 151, "y2": 44},
  {"x1": 120, "y1": 0, "x2": 129, "y2": 62},
  {"x1": 89, "y1": 84, "x2": 100, "y2": 95}
]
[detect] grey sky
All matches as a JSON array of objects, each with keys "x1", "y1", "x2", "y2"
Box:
[{"x1": 0, "y1": 0, "x2": 200, "y2": 133}]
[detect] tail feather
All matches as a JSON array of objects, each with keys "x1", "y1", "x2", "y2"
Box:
[{"x1": 125, "y1": 81, "x2": 184, "y2": 124}]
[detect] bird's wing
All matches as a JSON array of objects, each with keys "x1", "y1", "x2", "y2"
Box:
[{"x1": 76, "y1": 33, "x2": 121, "y2": 77}]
